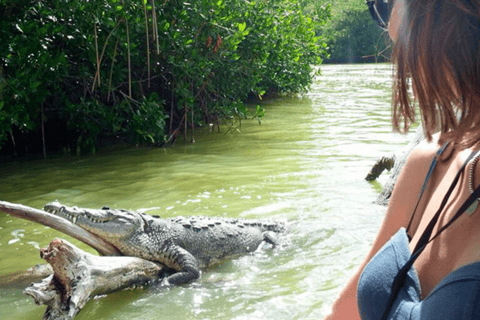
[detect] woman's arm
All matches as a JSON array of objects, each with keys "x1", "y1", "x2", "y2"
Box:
[{"x1": 323, "y1": 140, "x2": 438, "y2": 320}]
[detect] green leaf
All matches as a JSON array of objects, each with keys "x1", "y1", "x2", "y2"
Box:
[
  {"x1": 238, "y1": 22, "x2": 246, "y2": 32},
  {"x1": 30, "y1": 81, "x2": 41, "y2": 90},
  {"x1": 116, "y1": 5, "x2": 123, "y2": 11}
]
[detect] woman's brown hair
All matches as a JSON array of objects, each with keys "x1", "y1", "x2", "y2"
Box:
[{"x1": 392, "y1": 0, "x2": 480, "y2": 148}]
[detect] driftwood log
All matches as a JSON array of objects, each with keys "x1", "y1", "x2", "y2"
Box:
[
  {"x1": 24, "y1": 238, "x2": 163, "y2": 320},
  {"x1": 0, "y1": 201, "x2": 165, "y2": 319}
]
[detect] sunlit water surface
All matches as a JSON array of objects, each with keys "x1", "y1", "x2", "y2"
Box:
[{"x1": 0, "y1": 64, "x2": 414, "y2": 320}]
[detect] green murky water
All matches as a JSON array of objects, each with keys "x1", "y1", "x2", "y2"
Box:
[{"x1": 0, "y1": 64, "x2": 413, "y2": 320}]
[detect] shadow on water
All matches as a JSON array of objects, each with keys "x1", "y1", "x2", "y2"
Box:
[{"x1": 0, "y1": 64, "x2": 414, "y2": 320}]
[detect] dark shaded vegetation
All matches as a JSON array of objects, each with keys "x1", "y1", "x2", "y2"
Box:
[{"x1": 0, "y1": 0, "x2": 330, "y2": 157}]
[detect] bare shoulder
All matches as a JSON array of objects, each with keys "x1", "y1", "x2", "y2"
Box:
[
  {"x1": 402, "y1": 133, "x2": 445, "y2": 178},
  {"x1": 384, "y1": 134, "x2": 445, "y2": 230}
]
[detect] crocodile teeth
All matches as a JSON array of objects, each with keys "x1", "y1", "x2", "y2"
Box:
[{"x1": 72, "y1": 216, "x2": 77, "y2": 224}]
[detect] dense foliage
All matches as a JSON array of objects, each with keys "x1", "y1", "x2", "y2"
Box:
[
  {"x1": 0, "y1": 0, "x2": 329, "y2": 156},
  {"x1": 318, "y1": 0, "x2": 391, "y2": 63}
]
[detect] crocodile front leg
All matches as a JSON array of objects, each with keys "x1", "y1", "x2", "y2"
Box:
[
  {"x1": 263, "y1": 231, "x2": 280, "y2": 247},
  {"x1": 162, "y1": 245, "x2": 201, "y2": 286}
]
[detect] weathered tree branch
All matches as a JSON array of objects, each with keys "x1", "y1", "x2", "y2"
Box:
[
  {"x1": 24, "y1": 238, "x2": 164, "y2": 320},
  {"x1": 365, "y1": 155, "x2": 396, "y2": 181},
  {"x1": 367, "y1": 126, "x2": 425, "y2": 205},
  {"x1": 0, "y1": 264, "x2": 53, "y2": 287},
  {"x1": 0, "y1": 201, "x2": 121, "y2": 256}
]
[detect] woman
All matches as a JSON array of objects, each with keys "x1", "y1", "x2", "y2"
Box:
[{"x1": 324, "y1": 0, "x2": 480, "y2": 319}]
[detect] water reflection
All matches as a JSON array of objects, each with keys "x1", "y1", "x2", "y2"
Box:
[{"x1": 0, "y1": 64, "x2": 414, "y2": 320}]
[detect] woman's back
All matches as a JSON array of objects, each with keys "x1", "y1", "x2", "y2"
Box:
[{"x1": 323, "y1": 0, "x2": 480, "y2": 318}]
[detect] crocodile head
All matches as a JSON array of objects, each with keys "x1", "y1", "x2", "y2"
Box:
[{"x1": 43, "y1": 201, "x2": 145, "y2": 241}]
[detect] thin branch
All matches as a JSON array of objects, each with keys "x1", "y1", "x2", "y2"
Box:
[
  {"x1": 126, "y1": 18, "x2": 132, "y2": 98},
  {"x1": 184, "y1": 105, "x2": 188, "y2": 142},
  {"x1": 152, "y1": 1, "x2": 160, "y2": 54},
  {"x1": 142, "y1": 0, "x2": 151, "y2": 88},
  {"x1": 92, "y1": 22, "x2": 101, "y2": 92},
  {"x1": 170, "y1": 85, "x2": 174, "y2": 135},
  {"x1": 9, "y1": 131, "x2": 17, "y2": 156},
  {"x1": 41, "y1": 105, "x2": 46, "y2": 159},
  {"x1": 99, "y1": 20, "x2": 121, "y2": 68},
  {"x1": 191, "y1": 81, "x2": 195, "y2": 143},
  {"x1": 108, "y1": 37, "x2": 120, "y2": 102}
]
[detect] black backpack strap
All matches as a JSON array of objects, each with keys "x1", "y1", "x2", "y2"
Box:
[{"x1": 406, "y1": 142, "x2": 450, "y2": 234}]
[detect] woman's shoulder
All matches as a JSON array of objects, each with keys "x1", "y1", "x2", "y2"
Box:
[
  {"x1": 384, "y1": 133, "x2": 446, "y2": 227},
  {"x1": 404, "y1": 133, "x2": 446, "y2": 173}
]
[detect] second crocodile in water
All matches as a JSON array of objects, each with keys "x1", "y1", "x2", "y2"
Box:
[{"x1": 44, "y1": 201, "x2": 287, "y2": 285}]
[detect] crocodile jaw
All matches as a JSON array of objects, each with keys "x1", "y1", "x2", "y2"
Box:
[{"x1": 44, "y1": 201, "x2": 143, "y2": 240}]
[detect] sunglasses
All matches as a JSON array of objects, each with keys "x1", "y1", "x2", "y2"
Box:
[{"x1": 366, "y1": 0, "x2": 394, "y2": 30}]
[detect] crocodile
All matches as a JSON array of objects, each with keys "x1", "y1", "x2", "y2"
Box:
[{"x1": 43, "y1": 201, "x2": 287, "y2": 285}]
